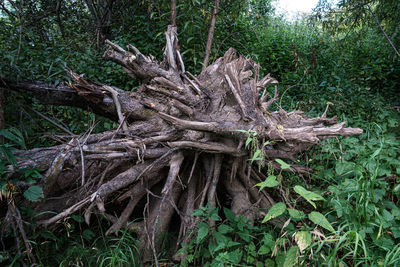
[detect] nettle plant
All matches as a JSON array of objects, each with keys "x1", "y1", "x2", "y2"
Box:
[
  {"x1": 254, "y1": 164, "x2": 338, "y2": 265},
  {"x1": 178, "y1": 130, "x2": 341, "y2": 266},
  {"x1": 239, "y1": 129, "x2": 335, "y2": 235},
  {"x1": 178, "y1": 204, "x2": 280, "y2": 267},
  {"x1": 0, "y1": 128, "x2": 44, "y2": 202}
]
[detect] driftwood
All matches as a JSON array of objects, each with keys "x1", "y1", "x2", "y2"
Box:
[{"x1": 2, "y1": 24, "x2": 362, "y2": 262}]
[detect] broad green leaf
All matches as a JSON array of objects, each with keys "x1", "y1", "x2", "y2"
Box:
[
  {"x1": 213, "y1": 242, "x2": 226, "y2": 252},
  {"x1": 210, "y1": 212, "x2": 221, "y2": 221},
  {"x1": 226, "y1": 241, "x2": 241, "y2": 248},
  {"x1": 288, "y1": 208, "x2": 305, "y2": 219},
  {"x1": 335, "y1": 161, "x2": 356, "y2": 176},
  {"x1": 294, "y1": 231, "x2": 312, "y2": 253},
  {"x1": 195, "y1": 222, "x2": 209, "y2": 244},
  {"x1": 391, "y1": 226, "x2": 400, "y2": 238},
  {"x1": 192, "y1": 209, "x2": 204, "y2": 217},
  {"x1": 223, "y1": 207, "x2": 236, "y2": 222},
  {"x1": 275, "y1": 159, "x2": 291, "y2": 170},
  {"x1": 214, "y1": 231, "x2": 230, "y2": 244},
  {"x1": 257, "y1": 244, "x2": 270, "y2": 255},
  {"x1": 308, "y1": 212, "x2": 335, "y2": 233},
  {"x1": 23, "y1": 185, "x2": 44, "y2": 202},
  {"x1": 382, "y1": 209, "x2": 394, "y2": 222},
  {"x1": 264, "y1": 259, "x2": 275, "y2": 267},
  {"x1": 294, "y1": 185, "x2": 324, "y2": 208},
  {"x1": 255, "y1": 175, "x2": 279, "y2": 191},
  {"x1": 262, "y1": 233, "x2": 275, "y2": 249},
  {"x1": 262, "y1": 202, "x2": 286, "y2": 223},
  {"x1": 283, "y1": 246, "x2": 298, "y2": 267},
  {"x1": 226, "y1": 248, "x2": 242, "y2": 264},
  {"x1": 238, "y1": 231, "x2": 251, "y2": 242},
  {"x1": 82, "y1": 229, "x2": 95, "y2": 241},
  {"x1": 394, "y1": 184, "x2": 400, "y2": 193},
  {"x1": 71, "y1": 214, "x2": 84, "y2": 223},
  {"x1": 217, "y1": 224, "x2": 233, "y2": 234},
  {"x1": 250, "y1": 150, "x2": 262, "y2": 162}
]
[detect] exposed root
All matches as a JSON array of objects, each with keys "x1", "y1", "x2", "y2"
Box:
[
  {"x1": 223, "y1": 171, "x2": 256, "y2": 222},
  {"x1": 2, "y1": 22, "x2": 365, "y2": 264},
  {"x1": 2, "y1": 199, "x2": 36, "y2": 264}
]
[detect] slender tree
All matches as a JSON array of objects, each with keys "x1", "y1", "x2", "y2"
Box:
[{"x1": 202, "y1": 0, "x2": 220, "y2": 70}]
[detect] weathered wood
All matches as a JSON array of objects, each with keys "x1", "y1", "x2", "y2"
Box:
[{"x1": 1, "y1": 23, "x2": 363, "y2": 263}]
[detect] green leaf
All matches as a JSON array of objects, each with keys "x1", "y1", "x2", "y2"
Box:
[
  {"x1": 71, "y1": 214, "x2": 84, "y2": 223},
  {"x1": 227, "y1": 248, "x2": 242, "y2": 264},
  {"x1": 382, "y1": 209, "x2": 394, "y2": 222},
  {"x1": 250, "y1": 149, "x2": 262, "y2": 163},
  {"x1": 288, "y1": 208, "x2": 306, "y2": 219},
  {"x1": 255, "y1": 175, "x2": 279, "y2": 190},
  {"x1": 262, "y1": 233, "x2": 275, "y2": 249},
  {"x1": 0, "y1": 128, "x2": 26, "y2": 149},
  {"x1": 294, "y1": 185, "x2": 325, "y2": 208},
  {"x1": 210, "y1": 212, "x2": 221, "y2": 221},
  {"x1": 0, "y1": 145, "x2": 17, "y2": 166},
  {"x1": 214, "y1": 231, "x2": 229, "y2": 244},
  {"x1": 391, "y1": 226, "x2": 400, "y2": 238},
  {"x1": 264, "y1": 259, "x2": 275, "y2": 267},
  {"x1": 238, "y1": 231, "x2": 251, "y2": 242},
  {"x1": 217, "y1": 224, "x2": 233, "y2": 234},
  {"x1": 294, "y1": 231, "x2": 311, "y2": 253},
  {"x1": 223, "y1": 208, "x2": 236, "y2": 222},
  {"x1": 275, "y1": 159, "x2": 291, "y2": 170},
  {"x1": 195, "y1": 222, "x2": 209, "y2": 244},
  {"x1": 40, "y1": 230, "x2": 58, "y2": 241},
  {"x1": 192, "y1": 209, "x2": 204, "y2": 217},
  {"x1": 226, "y1": 241, "x2": 241, "y2": 248},
  {"x1": 245, "y1": 137, "x2": 252, "y2": 148},
  {"x1": 283, "y1": 246, "x2": 298, "y2": 267},
  {"x1": 82, "y1": 229, "x2": 95, "y2": 241},
  {"x1": 335, "y1": 161, "x2": 356, "y2": 176},
  {"x1": 23, "y1": 185, "x2": 44, "y2": 202},
  {"x1": 308, "y1": 212, "x2": 335, "y2": 233},
  {"x1": 257, "y1": 244, "x2": 270, "y2": 255},
  {"x1": 262, "y1": 202, "x2": 286, "y2": 223}
]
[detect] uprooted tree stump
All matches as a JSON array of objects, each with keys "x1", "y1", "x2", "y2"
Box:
[{"x1": 3, "y1": 25, "x2": 362, "y2": 262}]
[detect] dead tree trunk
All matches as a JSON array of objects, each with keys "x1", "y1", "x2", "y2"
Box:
[{"x1": 2, "y1": 25, "x2": 362, "y2": 262}]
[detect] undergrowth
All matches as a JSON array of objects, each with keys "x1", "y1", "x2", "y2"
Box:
[{"x1": 1, "y1": 1, "x2": 400, "y2": 266}]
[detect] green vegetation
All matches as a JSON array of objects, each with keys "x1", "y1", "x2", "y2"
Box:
[{"x1": 1, "y1": 0, "x2": 400, "y2": 266}]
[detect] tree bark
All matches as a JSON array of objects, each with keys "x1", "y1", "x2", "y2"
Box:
[
  {"x1": 202, "y1": 0, "x2": 220, "y2": 70},
  {"x1": 171, "y1": 0, "x2": 177, "y2": 27}
]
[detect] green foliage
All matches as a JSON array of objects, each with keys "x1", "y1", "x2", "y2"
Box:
[
  {"x1": 1, "y1": 0, "x2": 400, "y2": 265},
  {"x1": 302, "y1": 108, "x2": 400, "y2": 265},
  {"x1": 262, "y1": 202, "x2": 286, "y2": 223},
  {"x1": 23, "y1": 185, "x2": 44, "y2": 202},
  {"x1": 0, "y1": 128, "x2": 44, "y2": 202},
  {"x1": 308, "y1": 212, "x2": 335, "y2": 233},
  {"x1": 255, "y1": 175, "x2": 279, "y2": 190},
  {"x1": 26, "y1": 215, "x2": 141, "y2": 266},
  {"x1": 293, "y1": 185, "x2": 325, "y2": 209},
  {"x1": 179, "y1": 204, "x2": 302, "y2": 267}
]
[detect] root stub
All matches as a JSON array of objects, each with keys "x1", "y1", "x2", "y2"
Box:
[{"x1": 5, "y1": 23, "x2": 362, "y2": 262}]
